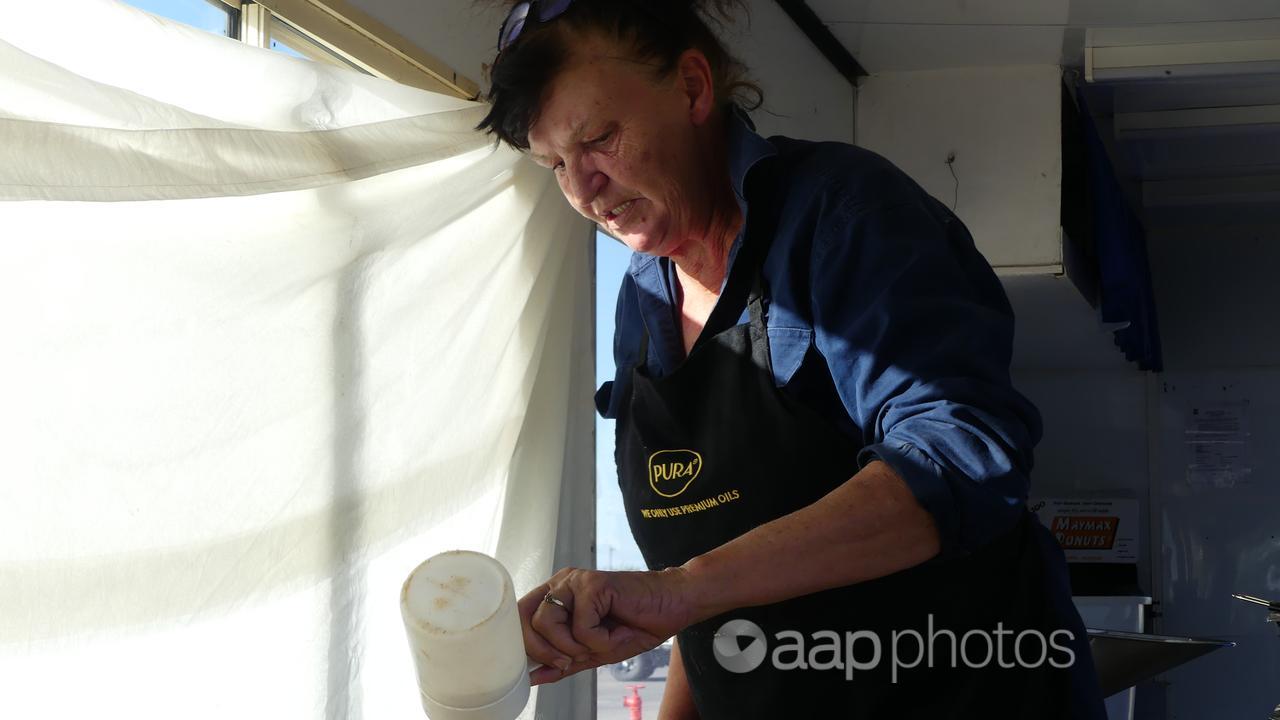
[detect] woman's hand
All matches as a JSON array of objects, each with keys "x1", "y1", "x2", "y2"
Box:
[{"x1": 520, "y1": 566, "x2": 698, "y2": 685}]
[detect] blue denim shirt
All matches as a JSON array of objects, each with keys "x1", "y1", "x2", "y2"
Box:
[{"x1": 597, "y1": 106, "x2": 1045, "y2": 561}]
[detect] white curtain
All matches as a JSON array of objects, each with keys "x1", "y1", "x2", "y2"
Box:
[{"x1": 0, "y1": 1, "x2": 595, "y2": 718}]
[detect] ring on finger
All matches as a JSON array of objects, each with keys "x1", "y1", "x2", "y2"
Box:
[{"x1": 542, "y1": 591, "x2": 567, "y2": 609}]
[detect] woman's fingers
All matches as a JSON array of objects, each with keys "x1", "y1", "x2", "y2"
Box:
[
  {"x1": 517, "y1": 583, "x2": 572, "y2": 671},
  {"x1": 568, "y1": 578, "x2": 637, "y2": 656},
  {"x1": 529, "y1": 657, "x2": 596, "y2": 686},
  {"x1": 520, "y1": 566, "x2": 690, "y2": 686},
  {"x1": 528, "y1": 663, "x2": 563, "y2": 686},
  {"x1": 530, "y1": 582, "x2": 594, "y2": 661}
]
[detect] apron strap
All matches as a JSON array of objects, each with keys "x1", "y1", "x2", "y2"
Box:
[
  {"x1": 636, "y1": 267, "x2": 768, "y2": 369},
  {"x1": 746, "y1": 267, "x2": 767, "y2": 331}
]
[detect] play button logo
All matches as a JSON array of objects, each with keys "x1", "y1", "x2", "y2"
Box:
[{"x1": 712, "y1": 619, "x2": 768, "y2": 673}]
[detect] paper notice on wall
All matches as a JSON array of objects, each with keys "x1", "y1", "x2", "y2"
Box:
[
  {"x1": 1029, "y1": 497, "x2": 1139, "y2": 563},
  {"x1": 1185, "y1": 402, "x2": 1252, "y2": 488}
]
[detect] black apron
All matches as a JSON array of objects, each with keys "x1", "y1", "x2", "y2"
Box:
[{"x1": 604, "y1": 171, "x2": 1078, "y2": 718}]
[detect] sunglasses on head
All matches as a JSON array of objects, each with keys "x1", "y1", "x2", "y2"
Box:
[{"x1": 497, "y1": 0, "x2": 576, "y2": 54}]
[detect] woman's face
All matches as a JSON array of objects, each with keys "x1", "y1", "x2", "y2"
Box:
[{"x1": 526, "y1": 35, "x2": 719, "y2": 257}]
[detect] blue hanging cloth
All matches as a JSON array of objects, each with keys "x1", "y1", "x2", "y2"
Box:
[{"x1": 1075, "y1": 88, "x2": 1164, "y2": 372}]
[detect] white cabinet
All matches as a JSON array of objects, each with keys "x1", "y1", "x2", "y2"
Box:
[{"x1": 855, "y1": 65, "x2": 1065, "y2": 275}]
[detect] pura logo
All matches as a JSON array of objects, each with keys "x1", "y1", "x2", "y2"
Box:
[{"x1": 647, "y1": 449, "x2": 702, "y2": 498}]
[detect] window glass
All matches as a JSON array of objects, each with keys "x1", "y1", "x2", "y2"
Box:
[
  {"x1": 269, "y1": 16, "x2": 367, "y2": 73},
  {"x1": 267, "y1": 35, "x2": 306, "y2": 60},
  {"x1": 121, "y1": 0, "x2": 236, "y2": 38}
]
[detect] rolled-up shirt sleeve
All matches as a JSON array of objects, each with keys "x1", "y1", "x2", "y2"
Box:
[{"x1": 809, "y1": 195, "x2": 1043, "y2": 560}]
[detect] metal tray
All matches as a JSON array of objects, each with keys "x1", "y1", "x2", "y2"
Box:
[{"x1": 1088, "y1": 628, "x2": 1234, "y2": 698}]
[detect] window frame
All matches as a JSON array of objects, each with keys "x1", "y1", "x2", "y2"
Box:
[
  {"x1": 206, "y1": 0, "x2": 241, "y2": 38},
  {"x1": 216, "y1": 0, "x2": 477, "y2": 98},
  {"x1": 268, "y1": 15, "x2": 369, "y2": 73}
]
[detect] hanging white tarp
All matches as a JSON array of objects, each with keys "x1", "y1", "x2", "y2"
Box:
[{"x1": 0, "y1": 1, "x2": 594, "y2": 717}]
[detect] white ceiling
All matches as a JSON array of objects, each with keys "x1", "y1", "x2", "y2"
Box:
[
  {"x1": 809, "y1": 0, "x2": 1280, "y2": 72},
  {"x1": 809, "y1": 0, "x2": 1280, "y2": 224}
]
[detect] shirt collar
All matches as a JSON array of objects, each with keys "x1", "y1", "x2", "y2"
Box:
[{"x1": 725, "y1": 103, "x2": 778, "y2": 203}]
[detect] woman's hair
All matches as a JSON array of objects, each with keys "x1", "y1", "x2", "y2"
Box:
[{"x1": 476, "y1": 0, "x2": 762, "y2": 150}]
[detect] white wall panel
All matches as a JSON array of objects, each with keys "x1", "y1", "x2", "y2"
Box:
[
  {"x1": 835, "y1": 24, "x2": 1068, "y2": 73},
  {"x1": 856, "y1": 65, "x2": 1064, "y2": 271},
  {"x1": 718, "y1": 0, "x2": 853, "y2": 141},
  {"x1": 1151, "y1": 370, "x2": 1280, "y2": 719},
  {"x1": 1013, "y1": 370, "x2": 1152, "y2": 589},
  {"x1": 811, "y1": 0, "x2": 1068, "y2": 72},
  {"x1": 1148, "y1": 224, "x2": 1280, "y2": 370},
  {"x1": 1004, "y1": 274, "x2": 1136, "y2": 371}
]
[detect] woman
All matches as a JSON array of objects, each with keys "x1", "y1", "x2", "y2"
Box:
[{"x1": 478, "y1": 1, "x2": 1106, "y2": 717}]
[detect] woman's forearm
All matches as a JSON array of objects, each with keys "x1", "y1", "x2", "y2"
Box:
[
  {"x1": 518, "y1": 463, "x2": 939, "y2": 687},
  {"x1": 680, "y1": 460, "x2": 940, "y2": 624},
  {"x1": 657, "y1": 638, "x2": 699, "y2": 720}
]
